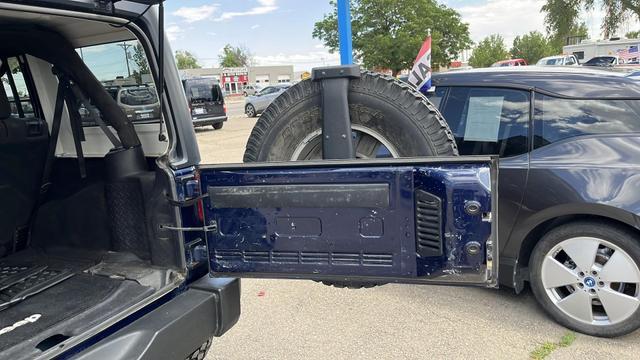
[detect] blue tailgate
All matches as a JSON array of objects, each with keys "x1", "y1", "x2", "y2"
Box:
[{"x1": 199, "y1": 157, "x2": 497, "y2": 286}]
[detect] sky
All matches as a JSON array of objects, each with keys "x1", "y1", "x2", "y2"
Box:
[{"x1": 161, "y1": 0, "x2": 639, "y2": 71}]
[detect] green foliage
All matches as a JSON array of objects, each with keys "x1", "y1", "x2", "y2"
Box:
[
  {"x1": 626, "y1": 30, "x2": 640, "y2": 38},
  {"x1": 511, "y1": 31, "x2": 555, "y2": 64},
  {"x1": 175, "y1": 50, "x2": 201, "y2": 70},
  {"x1": 530, "y1": 332, "x2": 576, "y2": 360},
  {"x1": 312, "y1": 0, "x2": 472, "y2": 75},
  {"x1": 468, "y1": 34, "x2": 509, "y2": 68},
  {"x1": 218, "y1": 44, "x2": 253, "y2": 68},
  {"x1": 132, "y1": 43, "x2": 150, "y2": 75},
  {"x1": 542, "y1": 0, "x2": 640, "y2": 39}
]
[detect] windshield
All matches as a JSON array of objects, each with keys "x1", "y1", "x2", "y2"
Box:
[
  {"x1": 186, "y1": 79, "x2": 221, "y2": 102},
  {"x1": 119, "y1": 87, "x2": 158, "y2": 106},
  {"x1": 584, "y1": 56, "x2": 616, "y2": 66},
  {"x1": 538, "y1": 58, "x2": 561, "y2": 65}
]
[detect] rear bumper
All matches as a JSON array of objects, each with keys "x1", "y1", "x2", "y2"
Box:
[
  {"x1": 192, "y1": 115, "x2": 227, "y2": 127},
  {"x1": 72, "y1": 277, "x2": 241, "y2": 360}
]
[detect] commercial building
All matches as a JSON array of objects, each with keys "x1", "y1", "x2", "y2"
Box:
[
  {"x1": 563, "y1": 37, "x2": 640, "y2": 63},
  {"x1": 180, "y1": 65, "x2": 294, "y2": 94}
]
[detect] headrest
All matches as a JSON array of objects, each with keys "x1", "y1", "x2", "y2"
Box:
[{"x1": 0, "y1": 84, "x2": 10, "y2": 119}]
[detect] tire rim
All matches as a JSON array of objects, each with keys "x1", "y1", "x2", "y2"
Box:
[
  {"x1": 290, "y1": 125, "x2": 401, "y2": 160},
  {"x1": 246, "y1": 105, "x2": 255, "y2": 117},
  {"x1": 541, "y1": 236, "x2": 640, "y2": 326}
]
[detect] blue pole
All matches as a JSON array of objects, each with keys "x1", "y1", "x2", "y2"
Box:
[{"x1": 337, "y1": 0, "x2": 353, "y2": 65}]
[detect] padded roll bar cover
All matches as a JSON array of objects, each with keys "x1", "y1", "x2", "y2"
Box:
[
  {"x1": 105, "y1": 146, "x2": 148, "y2": 181},
  {"x1": 0, "y1": 26, "x2": 141, "y2": 149}
]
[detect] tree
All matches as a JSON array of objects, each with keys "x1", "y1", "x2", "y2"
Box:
[
  {"x1": 132, "y1": 43, "x2": 150, "y2": 84},
  {"x1": 175, "y1": 50, "x2": 201, "y2": 70},
  {"x1": 312, "y1": 0, "x2": 472, "y2": 76},
  {"x1": 511, "y1": 31, "x2": 555, "y2": 64},
  {"x1": 468, "y1": 34, "x2": 509, "y2": 68},
  {"x1": 218, "y1": 44, "x2": 253, "y2": 68},
  {"x1": 626, "y1": 30, "x2": 640, "y2": 38},
  {"x1": 542, "y1": 0, "x2": 640, "y2": 39}
]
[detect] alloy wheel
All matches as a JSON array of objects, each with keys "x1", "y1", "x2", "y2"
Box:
[
  {"x1": 246, "y1": 105, "x2": 255, "y2": 117},
  {"x1": 541, "y1": 236, "x2": 640, "y2": 326}
]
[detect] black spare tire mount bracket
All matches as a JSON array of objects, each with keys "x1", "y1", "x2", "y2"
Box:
[{"x1": 312, "y1": 65, "x2": 361, "y2": 160}]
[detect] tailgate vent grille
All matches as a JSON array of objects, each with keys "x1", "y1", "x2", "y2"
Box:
[
  {"x1": 415, "y1": 190, "x2": 443, "y2": 257},
  {"x1": 214, "y1": 251, "x2": 392, "y2": 267}
]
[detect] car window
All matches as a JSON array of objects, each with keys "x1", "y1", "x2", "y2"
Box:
[
  {"x1": 440, "y1": 87, "x2": 529, "y2": 157},
  {"x1": 77, "y1": 40, "x2": 159, "y2": 126},
  {"x1": 425, "y1": 86, "x2": 447, "y2": 109},
  {"x1": 1, "y1": 56, "x2": 37, "y2": 118},
  {"x1": 584, "y1": 56, "x2": 616, "y2": 66},
  {"x1": 185, "y1": 80, "x2": 221, "y2": 102},
  {"x1": 119, "y1": 87, "x2": 158, "y2": 106},
  {"x1": 534, "y1": 94, "x2": 640, "y2": 148},
  {"x1": 565, "y1": 56, "x2": 576, "y2": 65},
  {"x1": 259, "y1": 87, "x2": 276, "y2": 95}
]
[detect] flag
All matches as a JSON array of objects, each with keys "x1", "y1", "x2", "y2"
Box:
[{"x1": 408, "y1": 36, "x2": 432, "y2": 93}]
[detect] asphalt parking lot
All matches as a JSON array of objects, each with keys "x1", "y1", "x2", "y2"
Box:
[{"x1": 199, "y1": 99, "x2": 640, "y2": 359}]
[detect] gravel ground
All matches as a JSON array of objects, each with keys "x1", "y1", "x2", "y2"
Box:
[{"x1": 197, "y1": 103, "x2": 640, "y2": 359}]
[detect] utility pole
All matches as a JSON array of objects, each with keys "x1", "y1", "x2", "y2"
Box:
[{"x1": 117, "y1": 42, "x2": 132, "y2": 78}]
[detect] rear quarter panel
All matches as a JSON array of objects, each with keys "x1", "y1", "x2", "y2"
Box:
[{"x1": 503, "y1": 134, "x2": 640, "y2": 262}]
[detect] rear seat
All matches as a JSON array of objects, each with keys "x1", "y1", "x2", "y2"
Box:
[{"x1": 0, "y1": 85, "x2": 49, "y2": 257}]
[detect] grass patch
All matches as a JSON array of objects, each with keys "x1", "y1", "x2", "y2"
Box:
[{"x1": 530, "y1": 332, "x2": 576, "y2": 360}]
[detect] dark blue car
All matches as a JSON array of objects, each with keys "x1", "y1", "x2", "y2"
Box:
[{"x1": 429, "y1": 66, "x2": 640, "y2": 337}]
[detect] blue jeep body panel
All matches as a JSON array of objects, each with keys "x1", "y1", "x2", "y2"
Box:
[{"x1": 200, "y1": 158, "x2": 497, "y2": 286}]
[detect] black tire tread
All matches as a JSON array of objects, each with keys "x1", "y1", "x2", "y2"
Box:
[{"x1": 243, "y1": 71, "x2": 457, "y2": 162}]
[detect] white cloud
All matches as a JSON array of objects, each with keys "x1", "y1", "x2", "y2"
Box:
[
  {"x1": 173, "y1": 4, "x2": 218, "y2": 23},
  {"x1": 456, "y1": 0, "x2": 640, "y2": 48},
  {"x1": 254, "y1": 50, "x2": 340, "y2": 71},
  {"x1": 250, "y1": 24, "x2": 261, "y2": 30},
  {"x1": 458, "y1": 0, "x2": 546, "y2": 46},
  {"x1": 215, "y1": 0, "x2": 278, "y2": 21},
  {"x1": 166, "y1": 24, "x2": 184, "y2": 42}
]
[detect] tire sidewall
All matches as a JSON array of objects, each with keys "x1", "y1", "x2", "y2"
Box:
[
  {"x1": 249, "y1": 81, "x2": 453, "y2": 162},
  {"x1": 529, "y1": 221, "x2": 640, "y2": 337}
]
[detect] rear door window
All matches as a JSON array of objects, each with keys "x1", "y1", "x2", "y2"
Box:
[
  {"x1": 186, "y1": 80, "x2": 222, "y2": 102},
  {"x1": 76, "y1": 40, "x2": 159, "y2": 126},
  {"x1": 534, "y1": 94, "x2": 640, "y2": 148},
  {"x1": 440, "y1": 87, "x2": 530, "y2": 157},
  {"x1": 1, "y1": 56, "x2": 38, "y2": 118}
]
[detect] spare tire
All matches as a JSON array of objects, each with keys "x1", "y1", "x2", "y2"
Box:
[
  {"x1": 243, "y1": 72, "x2": 457, "y2": 162},
  {"x1": 243, "y1": 72, "x2": 457, "y2": 289}
]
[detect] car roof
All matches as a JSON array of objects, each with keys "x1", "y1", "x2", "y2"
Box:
[{"x1": 432, "y1": 66, "x2": 640, "y2": 99}]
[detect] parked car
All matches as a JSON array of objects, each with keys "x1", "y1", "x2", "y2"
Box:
[
  {"x1": 536, "y1": 54, "x2": 579, "y2": 66},
  {"x1": 428, "y1": 66, "x2": 640, "y2": 337},
  {"x1": 182, "y1": 77, "x2": 227, "y2": 129},
  {"x1": 583, "y1": 55, "x2": 620, "y2": 67},
  {"x1": 0, "y1": 2, "x2": 502, "y2": 359},
  {"x1": 244, "y1": 83, "x2": 290, "y2": 117},
  {"x1": 242, "y1": 84, "x2": 262, "y2": 96},
  {"x1": 106, "y1": 85, "x2": 161, "y2": 122},
  {"x1": 491, "y1": 58, "x2": 528, "y2": 67}
]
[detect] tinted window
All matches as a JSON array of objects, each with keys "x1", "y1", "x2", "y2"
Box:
[
  {"x1": 425, "y1": 86, "x2": 447, "y2": 109},
  {"x1": 534, "y1": 94, "x2": 640, "y2": 148},
  {"x1": 185, "y1": 79, "x2": 221, "y2": 102},
  {"x1": 119, "y1": 87, "x2": 158, "y2": 106},
  {"x1": 1, "y1": 56, "x2": 36, "y2": 118},
  {"x1": 440, "y1": 87, "x2": 529, "y2": 157},
  {"x1": 573, "y1": 51, "x2": 584, "y2": 60},
  {"x1": 584, "y1": 56, "x2": 616, "y2": 66}
]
